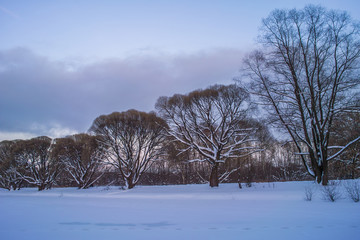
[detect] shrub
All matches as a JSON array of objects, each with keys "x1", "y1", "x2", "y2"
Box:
[
  {"x1": 321, "y1": 181, "x2": 342, "y2": 202},
  {"x1": 344, "y1": 181, "x2": 360, "y2": 202},
  {"x1": 304, "y1": 184, "x2": 316, "y2": 201}
]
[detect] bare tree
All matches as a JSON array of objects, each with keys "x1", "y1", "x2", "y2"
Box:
[
  {"x1": 12, "y1": 136, "x2": 60, "y2": 191},
  {"x1": 0, "y1": 140, "x2": 22, "y2": 190},
  {"x1": 52, "y1": 134, "x2": 105, "y2": 189},
  {"x1": 156, "y1": 84, "x2": 263, "y2": 187},
  {"x1": 242, "y1": 5, "x2": 360, "y2": 185},
  {"x1": 89, "y1": 110, "x2": 168, "y2": 189}
]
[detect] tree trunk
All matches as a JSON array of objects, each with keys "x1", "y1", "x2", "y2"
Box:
[
  {"x1": 315, "y1": 169, "x2": 322, "y2": 184},
  {"x1": 127, "y1": 181, "x2": 135, "y2": 189},
  {"x1": 314, "y1": 163, "x2": 329, "y2": 186},
  {"x1": 38, "y1": 184, "x2": 46, "y2": 191},
  {"x1": 125, "y1": 174, "x2": 136, "y2": 189},
  {"x1": 209, "y1": 163, "x2": 219, "y2": 187},
  {"x1": 322, "y1": 161, "x2": 329, "y2": 186}
]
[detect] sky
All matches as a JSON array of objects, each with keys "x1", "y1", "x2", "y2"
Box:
[{"x1": 1, "y1": 0, "x2": 360, "y2": 140}]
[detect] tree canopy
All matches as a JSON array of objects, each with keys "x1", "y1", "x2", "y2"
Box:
[{"x1": 242, "y1": 5, "x2": 360, "y2": 185}]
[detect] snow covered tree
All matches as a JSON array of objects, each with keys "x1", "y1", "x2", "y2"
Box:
[
  {"x1": 89, "y1": 110, "x2": 168, "y2": 189},
  {"x1": 12, "y1": 136, "x2": 60, "y2": 191},
  {"x1": 242, "y1": 5, "x2": 360, "y2": 185},
  {"x1": 156, "y1": 84, "x2": 263, "y2": 187},
  {"x1": 0, "y1": 140, "x2": 23, "y2": 190},
  {"x1": 52, "y1": 134, "x2": 105, "y2": 189}
]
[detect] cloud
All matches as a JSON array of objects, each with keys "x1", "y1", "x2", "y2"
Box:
[
  {"x1": 0, "y1": 47, "x2": 244, "y2": 139},
  {"x1": 0, "y1": 125, "x2": 77, "y2": 142},
  {"x1": 0, "y1": 131, "x2": 36, "y2": 141},
  {"x1": 30, "y1": 123, "x2": 78, "y2": 139}
]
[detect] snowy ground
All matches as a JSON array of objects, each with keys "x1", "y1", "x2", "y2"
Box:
[{"x1": 0, "y1": 181, "x2": 359, "y2": 240}]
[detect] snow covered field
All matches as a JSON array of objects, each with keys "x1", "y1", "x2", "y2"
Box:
[{"x1": 1, "y1": 181, "x2": 359, "y2": 240}]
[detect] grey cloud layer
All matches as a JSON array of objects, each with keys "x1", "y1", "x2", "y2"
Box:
[{"x1": 0, "y1": 48, "x2": 243, "y2": 138}]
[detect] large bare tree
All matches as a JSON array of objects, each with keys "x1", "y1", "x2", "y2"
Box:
[
  {"x1": 52, "y1": 134, "x2": 105, "y2": 189},
  {"x1": 156, "y1": 84, "x2": 263, "y2": 187},
  {"x1": 0, "y1": 140, "x2": 22, "y2": 190},
  {"x1": 89, "y1": 110, "x2": 168, "y2": 189},
  {"x1": 12, "y1": 136, "x2": 60, "y2": 191},
  {"x1": 242, "y1": 5, "x2": 360, "y2": 185}
]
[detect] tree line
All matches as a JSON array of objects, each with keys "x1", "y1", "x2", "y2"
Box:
[{"x1": 1, "y1": 5, "x2": 359, "y2": 190}]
